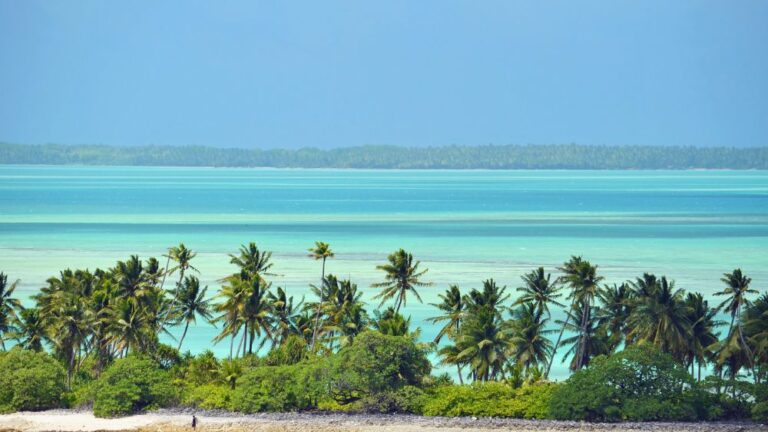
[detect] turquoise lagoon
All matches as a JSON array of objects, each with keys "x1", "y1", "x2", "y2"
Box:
[{"x1": 1, "y1": 166, "x2": 767, "y2": 379}]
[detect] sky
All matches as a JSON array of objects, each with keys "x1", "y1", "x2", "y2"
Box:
[{"x1": 0, "y1": 1, "x2": 766, "y2": 149}]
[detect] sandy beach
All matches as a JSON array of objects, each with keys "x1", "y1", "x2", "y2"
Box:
[{"x1": 0, "y1": 410, "x2": 764, "y2": 432}]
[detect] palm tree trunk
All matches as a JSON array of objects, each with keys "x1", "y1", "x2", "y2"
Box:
[
  {"x1": 310, "y1": 257, "x2": 326, "y2": 350},
  {"x1": 575, "y1": 300, "x2": 590, "y2": 370},
  {"x1": 159, "y1": 255, "x2": 171, "y2": 290},
  {"x1": 237, "y1": 327, "x2": 246, "y2": 358},
  {"x1": 545, "y1": 305, "x2": 573, "y2": 379},
  {"x1": 162, "y1": 268, "x2": 186, "y2": 324},
  {"x1": 457, "y1": 364, "x2": 464, "y2": 385},
  {"x1": 229, "y1": 332, "x2": 235, "y2": 360},
  {"x1": 0, "y1": 338, "x2": 5, "y2": 351},
  {"x1": 395, "y1": 294, "x2": 403, "y2": 314},
  {"x1": 177, "y1": 321, "x2": 189, "y2": 351},
  {"x1": 737, "y1": 323, "x2": 757, "y2": 381},
  {"x1": 248, "y1": 323, "x2": 255, "y2": 355},
  {"x1": 67, "y1": 352, "x2": 75, "y2": 390}
]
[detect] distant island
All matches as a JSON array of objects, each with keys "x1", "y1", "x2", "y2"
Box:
[{"x1": 1, "y1": 142, "x2": 766, "y2": 169}]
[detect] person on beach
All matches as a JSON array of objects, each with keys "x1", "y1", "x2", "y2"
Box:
[{"x1": 192, "y1": 414, "x2": 197, "y2": 429}]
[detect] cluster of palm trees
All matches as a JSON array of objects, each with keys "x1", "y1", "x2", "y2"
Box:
[
  {"x1": 0, "y1": 244, "x2": 765, "y2": 390},
  {"x1": 431, "y1": 256, "x2": 767, "y2": 385},
  {"x1": 209, "y1": 244, "x2": 426, "y2": 359},
  {"x1": 0, "y1": 244, "x2": 210, "y2": 387}
]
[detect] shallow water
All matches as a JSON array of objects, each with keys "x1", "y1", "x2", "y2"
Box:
[{"x1": 1, "y1": 166, "x2": 767, "y2": 379}]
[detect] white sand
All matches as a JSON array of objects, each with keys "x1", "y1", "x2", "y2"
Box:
[
  {"x1": 0, "y1": 410, "x2": 764, "y2": 432},
  {"x1": 0, "y1": 411, "x2": 191, "y2": 431}
]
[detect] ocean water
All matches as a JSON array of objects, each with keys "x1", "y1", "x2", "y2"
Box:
[{"x1": 1, "y1": 165, "x2": 767, "y2": 380}]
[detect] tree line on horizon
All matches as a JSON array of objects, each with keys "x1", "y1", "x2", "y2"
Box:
[
  {"x1": 1, "y1": 142, "x2": 767, "y2": 169},
  {"x1": 0, "y1": 241, "x2": 765, "y2": 390}
]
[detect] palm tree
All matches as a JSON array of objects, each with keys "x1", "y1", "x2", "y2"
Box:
[
  {"x1": 0, "y1": 272, "x2": 22, "y2": 351},
  {"x1": 144, "y1": 257, "x2": 163, "y2": 288},
  {"x1": 308, "y1": 241, "x2": 334, "y2": 350},
  {"x1": 465, "y1": 279, "x2": 510, "y2": 317},
  {"x1": 107, "y1": 297, "x2": 153, "y2": 356},
  {"x1": 743, "y1": 293, "x2": 768, "y2": 383},
  {"x1": 372, "y1": 307, "x2": 412, "y2": 337},
  {"x1": 436, "y1": 342, "x2": 467, "y2": 385},
  {"x1": 324, "y1": 277, "x2": 366, "y2": 349},
  {"x1": 219, "y1": 359, "x2": 242, "y2": 390},
  {"x1": 515, "y1": 267, "x2": 563, "y2": 319},
  {"x1": 715, "y1": 269, "x2": 758, "y2": 378},
  {"x1": 216, "y1": 243, "x2": 276, "y2": 358},
  {"x1": 595, "y1": 282, "x2": 632, "y2": 350},
  {"x1": 212, "y1": 276, "x2": 248, "y2": 359},
  {"x1": 546, "y1": 256, "x2": 602, "y2": 376},
  {"x1": 240, "y1": 278, "x2": 274, "y2": 356},
  {"x1": 715, "y1": 330, "x2": 752, "y2": 392},
  {"x1": 114, "y1": 255, "x2": 149, "y2": 297},
  {"x1": 685, "y1": 292, "x2": 721, "y2": 381},
  {"x1": 167, "y1": 243, "x2": 199, "y2": 285},
  {"x1": 229, "y1": 242, "x2": 275, "y2": 281},
  {"x1": 46, "y1": 290, "x2": 93, "y2": 388},
  {"x1": 268, "y1": 286, "x2": 302, "y2": 346},
  {"x1": 334, "y1": 302, "x2": 368, "y2": 348},
  {"x1": 173, "y1": 276, "x2": 213, "y2": 351},
  {"x1": 455, "y1": 307, "x2": 509, "y2": 381},
  {"x1": 507, "y1": 302, "x2": 554, "y2": 371},
  {"x1": 557, "y1": 303, "x2": 612, "y2": 371},
  {"x1": 164, "y1": 244, "x2": 199, "y2": 321},
  {"x1": 88, "y1": 277, "x2": 117, "y2": 373},
  {"x1": 12, "y1": 307, "x2": 46, "y2": 351},
  {"x1": 428, "y1": 285, "x2": 464, "y2": 344},
  {"x1": 293, "y1": 310, "x2": 315, "y2": 345},
  {"x1": 372, "y1": 249, "x2": 432, "y2": 313},
  {"x1": 626, "y1": 275, "x2": 691, "y2": 362}
]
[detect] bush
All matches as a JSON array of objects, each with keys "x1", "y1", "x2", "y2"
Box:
[
  {"x1": 176, "y1": 350, "x2": 220, "y2": 386},
  {"x1": 752, "y1": 401, "x2": 768, "y2": 422},
  {"x1": 361, "y1": 385, "x2": 427, "y2": 414},
  {"x1": 232, "y1": 364, "x2": 313, "y2": 412},
  {"x1": 182, "y1": 384, "x2": 233, "y2": 410},
  {"x1": 422, "y1": 381, "x2": 556, "y2": 418},
  {"x1": 549, "y1": 344, "x2": 697, "y2": 422},
  {"x1": 0, "y1": 349, "x2": 67, "y2": 413},
  {"x1": 696, "y1": 376, "x2": 761, "y2": 420},
  {"x1": 92, "y1": 356, "x2": 177, "y2": 417},
  {"x1": 264, "y1": 335, "x2": 308, "y2": 366},
  {"x1": 325, "y1": 331, "x2": 431, "y2": 406}
]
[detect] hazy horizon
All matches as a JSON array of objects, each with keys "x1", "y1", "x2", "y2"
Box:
[{"x1": 1, "y1": 1, "x2": 767, "y2": 149}]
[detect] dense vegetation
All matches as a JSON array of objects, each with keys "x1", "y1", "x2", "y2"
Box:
[
  {"x1": 2, "y1": 142, "x2": 767, "y2": 169},
  {"x1": 0, "y1": 242, "x2": 766, "y2": 421}
]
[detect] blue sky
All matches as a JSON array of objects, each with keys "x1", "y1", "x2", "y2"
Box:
[{"x1": 1, "y1": 1, "x2": 766, "y2": 149}]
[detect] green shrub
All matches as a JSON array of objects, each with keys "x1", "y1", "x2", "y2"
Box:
[
  {"x1": 421, "y1": 381, "x2": 556, "y2": 418},
  {"x1": 176, "y1": 350, "x2": 220, "y2": 386},
  {"x1": 0, "y1": 349, "x2": 67, "y2": 413},
  {"x1": 361, "y1": 385, "x2": 427, "y2": 414},
  {"x1": 317, "y1": 399, "x2": 360, "y2": 412},
  {"x1": 182, "y1": 384, "x2": 233, "y2": 410},
  {"x1": 264, "y1": 335, "x2": 308, "y2": 366},
  {"x1": 549, "y1": 344, "x2": 697, "y2": 422},
  {"x1": 325, "y1": 331, "x2": 431, "y2": 406},
  {"x1": 513, "y1": 383, "x2": 557, "y2": 419},
  {"x1": 622, "y1": 398, "x2": 696, "y2": 422},
  {"x1": 695, "y1": 376, "x2": 760, "y2": 420},
  {"x1": 232, "y1": 364, "x2": 313, "y2": 412},
  {"x1": 149, "y1": 343, "x2": 182, "y2": 369},
  {"x1": 92, "y1": 356, "x2": 177, "y2": 417},
  {"x1": 752, "y1": 401, "x2": 768, "y2": 422}
]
